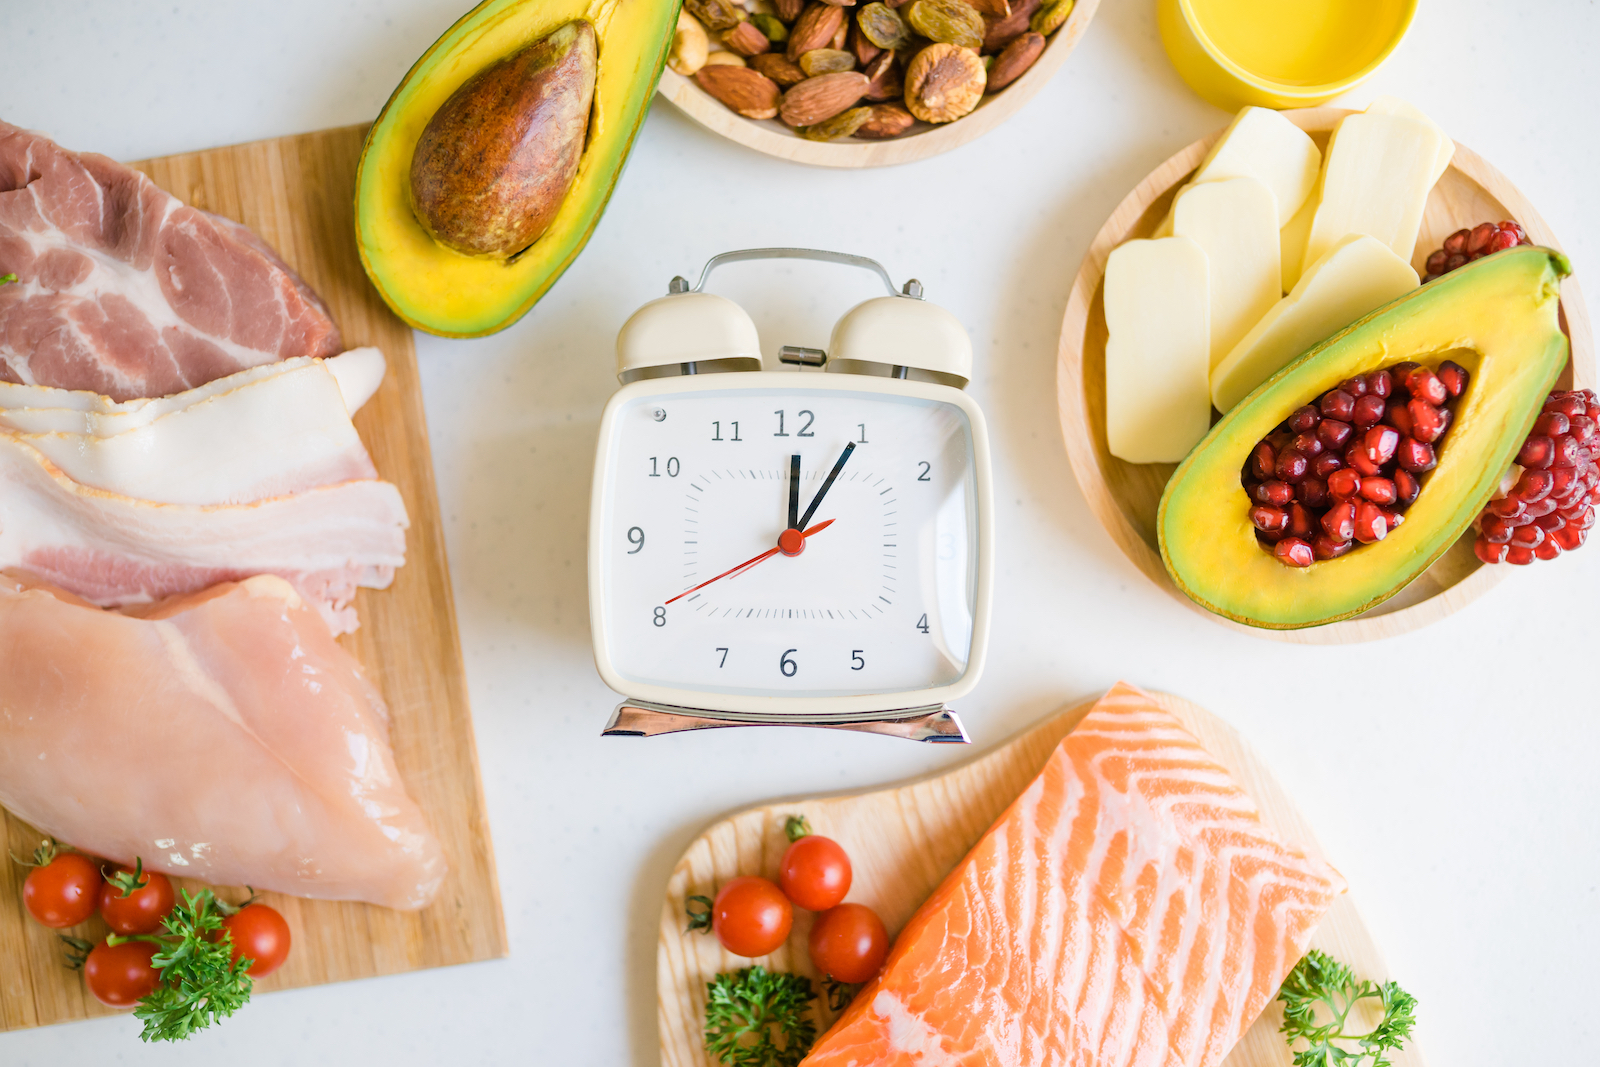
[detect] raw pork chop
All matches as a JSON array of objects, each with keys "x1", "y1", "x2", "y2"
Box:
[
  {"x1": 802, "y1": 682, "x2": 1346, "y2": 1067},
  {"x1": 0, "y1": 573, "x2": 446, "y2": 910},
  {"x1": 0, "y1": 431, "x2": 406, "y2": 634},
  {"x1": 0, "y1": 121, "x2": 341, "y2": 401}
]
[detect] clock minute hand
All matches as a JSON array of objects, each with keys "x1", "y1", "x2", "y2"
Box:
[{"x1": 796, "y1": 441, "x2": 856, "y2": 531}]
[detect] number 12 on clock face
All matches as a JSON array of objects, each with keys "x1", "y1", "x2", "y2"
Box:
[{"x1": 589, "y1": 377, "x2": 994, "y2": 718}]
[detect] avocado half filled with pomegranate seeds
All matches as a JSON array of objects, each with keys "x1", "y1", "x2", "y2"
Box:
[{"x1": 1159, "y1": 246, "x2": 1572, "y2": 630}]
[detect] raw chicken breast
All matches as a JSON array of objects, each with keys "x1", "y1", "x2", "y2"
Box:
[
  {"x1": 802, "y1": 682, "x2": 1346, "y2": 1067},
  {"x1": 0, "y1": 121, "x2": 341, "y2": 401},
  {"x1": 0, "y1": 573, "x2": 446, "y2": 910},
  {"x1": 0, "y1": 431, "x2": 406, "y2": 634}
]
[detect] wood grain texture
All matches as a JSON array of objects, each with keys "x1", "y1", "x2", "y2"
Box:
[
  {"x1": 659, "y1": 688, "x2": 1422, "y2": 1067},
  {"x1": 1056, "y1": 107, "x2": 1597, "y2": 644},
  {"x1": 658, "y1": 0, "x2": 1099, "y2": 168},
  {"x1": 0, "y1": 125, "x2": 507, "y2": 1033}
]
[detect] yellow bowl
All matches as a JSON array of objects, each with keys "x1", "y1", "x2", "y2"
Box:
[{"x1": 1158, "y1": 0, "x2": 1417, "y2": 111}]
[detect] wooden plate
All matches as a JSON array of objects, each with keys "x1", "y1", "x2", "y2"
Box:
[
  {"x1": 658, "y1": 689, "x2": 1423, "y2": 1067},
  {"x1": 0, "y1": 126, "x2": 507, "y2": 1033},
  {"x1": 1056, "y1": 107, "x2": 1597, "y2": 644},
  {"x1": 657, "y1": 0, "x2": 1099, "y2": 168}
]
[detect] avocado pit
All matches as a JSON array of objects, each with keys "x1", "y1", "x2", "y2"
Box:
[{"x1": 408, "y1": 19, "x2": 598, "y2": 259}]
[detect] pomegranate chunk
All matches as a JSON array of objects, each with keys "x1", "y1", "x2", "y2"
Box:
[
  {"x1": 1422, "y1": 221, "x2": 1532, "y2": 282},
  {"x1": 1473, "y1": 388, "x2": 1600, "y2": 565}
]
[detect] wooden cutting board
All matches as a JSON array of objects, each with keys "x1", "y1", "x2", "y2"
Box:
[
  {"x1": 659, "y1": 689, "x2": 1425, "y2": 1067},
  {"x1": 0, "y1": 125, "x2": 507, "y2": 1032}
]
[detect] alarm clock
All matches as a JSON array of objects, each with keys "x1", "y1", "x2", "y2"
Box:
[{"x1": 588, "y1": 249, "x2": 994, "y2": 742}]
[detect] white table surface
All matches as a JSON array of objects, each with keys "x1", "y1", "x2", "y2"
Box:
[{"x1": 1, "y1": 1, "x2": 1596, "y2": 1063}]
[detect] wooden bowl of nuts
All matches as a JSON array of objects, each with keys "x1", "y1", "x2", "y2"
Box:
[{"x1": 657, "y1": 0, "x2": 1099, "y2": 167}]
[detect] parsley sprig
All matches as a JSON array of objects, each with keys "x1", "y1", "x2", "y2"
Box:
[
  {"x1": 0, "y1": 273, "x2": 15, "y2": 285},
  {"x1": 704, "y1": 966, "x2": 817, "y2": 1067},
  {"x1": 109, "y1": 888, "x2": 255, "y2": 1042},
  {"x1": 1277, "y1": 950, "x2": 1417, "y2": 1067}
]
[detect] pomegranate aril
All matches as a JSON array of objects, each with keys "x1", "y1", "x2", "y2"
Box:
[
  {"x1": 1389, "y1": 361, "x2": 1422, "y2": 386},
  {"x1": 1300, "y1": 476, "x2": 1329, "y2": 508},
  {"x1": 1313, "y1": 534, "x2": 1353, "y2": 560},
  {"x1": 1550, "y1": 466, "x2": 1583, "y2": 498},
  {"x1": 1250, "y1": 442, "x2": 1277, "y2": 480},
  {"x1": 1366, "y1": 370, "x2": 1393, "y2": 398},
  {"x1": 1312, "y1": 450, "x2": 1344, "y2": 478},
  {"x1": 1351, "y1": 395, "x2": 1386, "y2": 430},
  {"x1": 1548, "y1": 394, "x2": 1586, "y2": 419},
  {"x1": 1318, "y1": 390, "x2": 1355, "y2": 421},
  {"x1": 1327, "y1": 469, "x2": 1362, "y2": 499},
  {"x1": 1571, "y1": 415, "x2": 1597, "y2": 447},
  {"x1": 1534, "y1": 511, "x2": 1566, "y2": 533},
  {"x1": 1517, "y1": 435, "x2": 1555, "y2": 469},
  {"x1": 1401, "y1": 368, "x2": 1448, "y2": 406},
  {"x1": 1510, "y1": 523, "x2": 1545, "y2": 548},
  {"x1": 1479, "y1": 514, "x2": 1515, "y2": 544},
  {"x1": 1466, "y1": 222, "x2": 1497, "y2": 253},
  {"x1": 1353, "y1": 501, "x2": 1388, "y2": 543},
  {"x1": 1396, "y1": 436, "x2": 1437, "y2": 473},
  {"x1": 1436, "y1": 360, "x2": 1469, "y2": 397},
  {"x1": 1289, "y1": 405, "x2": 1321, "y2": 433},
  {"x1": 1257, "y1": 480, "x2": 1294, "y2": 507},
  {"x1": 1534, "y1": 411, "x2": 1570, "y2": 437},
  {"x1": 1251, "y1": 506, "x2": 1289, "y2": 534},
  {"x1": 1274, "y1": 537, "x2": 1314, "y2": 567},
  {"x1": 1534, "y1": 537, "x2": 1563, "y2": 560},
  {"x1": 1287, "y1": 503, "x2": 1315, "y2": 538},
  {"x1": 1322, "y1": 501, "x2": 1357, "y2": 541},
  {"x1": 1505, "y1": 545, "x2": 1535, "y2": 565},
  {"x1": 1291, "y1": 430, "x2": 1324, "y2": 457},
  {"x1": 1362, "y1": 426, "x2": 1400, "y2": 465},
  {"x1": 1552, "y1": 523, "x2": 1590, "y2": 551},
  {"x1": 1512, "y1": 468, "x2": 1554, "y2": 502},
  {"x1": 1381, "y1": 508, "x2": 1405, "y2": 530},
  {"x1": 1318, "y1": 418, "x2": 1354, "y2": 449},
  {"x1": 1571, "y1": 505, "x2": 1596, "y2": 531},
  {"x1": 1443, "y1": 229, "x2": 1469, "y2": 255},
  {"x1": 1356, "y1": 476, "x2": 1396, "y2": 505},
  {"x1": 1485, "y1": 495, "x2": 1525, "y2": 519},
  {"x1": 1340, "y1": 376, "x2": 1369, "y2": 397},
  {"x1": 1475, "y1": 536, "x2": 1509, "y2": 564},
  {"x1": 1385, "y1": 402, "x2": 1415, "y2": 438},
  {"x1": 1425, "y1": 250, "x2": 1450, "y2": 276},
  {"x1": 1276, "y1": 449, "x2": 1310, "y2": 483},
  {"x1": 1409, "y1": 399, "x2": 1446, "y2": 443},
  {"x1": 1523, "y1": 497, "x2": 1559, "y2": 520},
  {"x1": 1550, "y1": 434, "x2": 1581, "y2": 468},
  {"x1": 1345, "y1": 443, "x2": 1383, "y2": 477},
  {"x1": 1394, "y1": 468, "x2": 1420, "y2": 506}
]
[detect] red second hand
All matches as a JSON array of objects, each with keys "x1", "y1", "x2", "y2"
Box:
[{"x1": 664, "y1": 519, "x2": 835, "y2": 605}]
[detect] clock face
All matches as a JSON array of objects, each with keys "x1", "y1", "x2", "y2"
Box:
[{"x1": 593, "y1": 381, "x2": 984, "y2": 707}]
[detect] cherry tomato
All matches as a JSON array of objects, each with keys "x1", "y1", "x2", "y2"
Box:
[
  {"x1": 22, "y1": 853, "x2": 102, "y2": 928},
  {"x1": 779, "y1": 834, "x2": 852, "y2": 912},
  {"x1": 221, "y1": 903, "x2": 292, "y2": 977},
  {"x1": 809, "y1": 903, "x2": 888, "y2": 984},
  {"x1": 83, "y1": 939, "x2": 161, "y2": 1007},
  {"x1": 98, "y1": 866, "x2": 176, "y2": 936},
  {"x1": 712, "y1": 876, "x2": 793, "y2": 958}
]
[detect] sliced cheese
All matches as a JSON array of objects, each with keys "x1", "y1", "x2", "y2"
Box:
[
  {"x1": 1301, "y1": 112, "x2": 1445, "y2": 276},
  {"x1": 1172, "y1": 177, "x2": 1281, "y2": 365},
  {"x1": 1279, "y1": 191, "x2": 1318, "y2": 293},
  {"x1": 1366, "y1": 95, "x2": 1454, "y2": 184},
  {"x1": 1211, "y1": 234, "x2": 1419, "y2": 413},
  {"x1": 1190, "y1": 107, "x2": 1322, "y2": 226},
  {"x1": 1104, "y1": 237, "x2": 1211, "y2": 464}
]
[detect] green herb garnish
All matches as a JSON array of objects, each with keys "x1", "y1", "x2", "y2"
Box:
[
  {"x1": 111, "y1": 888, "x2": 254, "y2": 1042},
  {"x1": 0, "y1": 274, "x2": 15, "y2": 286},
  {"x1": 704, "y1": 966, "x2": 817, "y2": 1067},
  {"x1": 687, "y1": 893, "x2": 715, "y2": 933},
  {"x1": 1277, "y1": 950, "x2": 1417, "y2": 1067}
]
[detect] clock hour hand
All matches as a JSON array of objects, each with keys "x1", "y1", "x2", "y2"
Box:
[
  {"x1": 788, "y1": 454, "x2": 801, "y2": 530},
  {"x1": 796, "y1": 441, "x2": 856, "y2": 531},
  {"x1": 664, "y1": 519, "x2": 835, "y2": 605}
]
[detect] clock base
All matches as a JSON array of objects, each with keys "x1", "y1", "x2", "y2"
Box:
[{"x1": 602, "y1": 699, "x2": 969, "y2": 743}]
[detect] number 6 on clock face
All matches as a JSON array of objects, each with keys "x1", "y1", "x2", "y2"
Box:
[{"x1": 589, "y1": 374, "x2": 994, "y2": 718}]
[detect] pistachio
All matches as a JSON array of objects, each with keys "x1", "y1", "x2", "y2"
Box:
[
  {"x1": 800, "y1": 47, "x2": 859, "y2": 75},
  {"x1": 668, "y1": 10, "x2": 711, "y2": 75},
  {"x1": 801, "y1": 106, "x2": 874, "y2": 140},
  {"x1": 903, "y1": 41, "x2": 984, "y2": 122},
  {"x1": 686, "y1": 0, "x2": 743, "y2": 32},
  {"x1": 751, "y1": 12, "x2": 790, "y2": 40},
  {"x1": 1030, "y1": 0, "x2": 1074, "y2": 35}
]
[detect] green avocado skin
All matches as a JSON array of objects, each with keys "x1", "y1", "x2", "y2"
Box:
[{"x1": 1158, "y1": 246, "x2": 1573, "y2": 630}]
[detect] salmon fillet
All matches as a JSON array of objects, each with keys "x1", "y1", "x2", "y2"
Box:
[{"x1": 801, "y1": 682, "x2": 1346, "y2": 1067}]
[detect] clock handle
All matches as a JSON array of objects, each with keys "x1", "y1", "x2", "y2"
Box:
[
  {"x1": 672, "y1": 248, "x2": 925, "y2": 301},
  {"x1": 602, "y1": 700, "x2": 970, "y2": 744}
]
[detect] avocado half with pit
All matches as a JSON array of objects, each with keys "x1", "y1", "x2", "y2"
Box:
[
  {"x1": 355, "y1": 0, "x2": 680, "y2": 337},
  {"x1": 1160, "y1": 246, "x2": 1572, "y2": 629}
]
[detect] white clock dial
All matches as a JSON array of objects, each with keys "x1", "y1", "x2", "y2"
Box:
[{"x1": 595, "y1": 384, "x2": 982, "y2": 704}]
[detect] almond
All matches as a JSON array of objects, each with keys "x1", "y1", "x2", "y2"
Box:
[
  {"x1": 849, "y1": 20, "x2": 882, "y2": 65},
  {"x1": 980, "y1": 0, "x2": 1039, "y2": 52},
  {"x1": 985, "y1": 29, "x2": 1043, "y2": 90},
  {"x1": 855, "y1": 102, "x2": 915, "y2": 139},
  {"x1": 862, "y1": 52, "x2": 903, "y2": 100},
  {"x1": 969, "y1": 0, "x2": 1010, "y2": 15},
  {"x1": 787, "y1": 3, "x2": 846, "y2": 60},
  {"x1": 779, "y1": 70, "x2": 870, "y2": 127},
  {"x1": 722, "y1": 20, "x2": 772, "y2": 56},
  {"x1": 695, "y1": 65, "x2": 783, "y2": 119},
  {"x1": 775, "y1": 0, "x2": 805, "y2": 19},
  {"x1": 750, "y1": 52, "x2": 809, "y2": 86}
]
